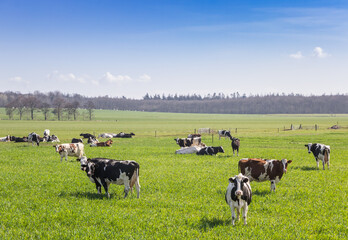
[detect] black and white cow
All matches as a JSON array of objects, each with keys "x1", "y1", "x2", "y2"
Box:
[
  {"x1": 305, "y1": 143, "x2": 330, "y2": 170},
  {"x1": 79, "y1": 157, "x2": 140, "y2": 199},
  {"x1": 0, "y1": 135, "x2": 11, "y2": 142},
  {"x1": 113, "y1": 132, "x2": 135, "y2": 138},
  {"x1": 231, "y1": 137, "x2": 240, "y2": 156},
  {"x1": 225, "y1": 173, "x2": 252, "y2": 225},
  {"x1": 46, "y1": 135, "x2": 60, "y2": 143},
  {"x1": 196, "y1": 146, "x2": 224, "y2": 155},
  {"x1": 218, "y1": 130, "x2": 232, "y2": 140},
  {"x1": 28, "y1": 132, "x2": 40, "y2": 146},
  {"x1": 87, "y1": 136, "x2": 99, "y2": 145},
  {"x1": 14, "y1": 136, "x2": 28, "y2": 142},
  {"x1": 80, "y1": 133, "x2": 96, "y2": 139},
  {"x1": 71, "y1": 138, "x2": 83, "y2": 143},
  {"x1": 239, "y1": 158, "x2": 292, "y2": 192},
  {"x1": 43, "y1": 129, "x2": 50, "y2": 141},
  {"x1": 174, "y1": 138, "x2": 193, "y2": 147}
]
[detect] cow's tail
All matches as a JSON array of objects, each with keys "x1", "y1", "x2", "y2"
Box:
[{"x1": 324, "y1": 148, "x2": 330, "y2": 164}]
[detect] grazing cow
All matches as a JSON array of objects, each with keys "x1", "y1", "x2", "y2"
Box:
[
  {"x1": 305, "y1": 143, "x2": 330, "y2": 170},
  {"x1": 54, "y1": 143, "x2": 84, "y2": 162},
  {"x1": 71, "y1": 138, "x2": 83, "y2": 143},
  {"x1": 238, "y1": 158, "x2": 292, "y2": 192},
  {"x1": 28, "y1": 132, "x2": 40, "y2": 146},
  {"x1": 98, "y1": 133, "x2": 114, "y2": 138},
  {"x1": 87, "y1": 136, "x2": 99, "y2": 144},
  {"x1": 231, "y1": 137, "x2": 240, "y2": 156},
  {"x1": 79, "y1": 156, "x2": 140, "y2": 198},
  {"x1": 0, "y1": 135, "x2": 10, "y2": 142},
  {"x1": 225, "y1": 173, "x2": 252, "y2": 225},
  {"x1": 113, "y1": 132, "x2": 135, "y2": 138},
  {"x1": 196, "y1": 146, "x2": 224, "y2": 155},
  {"x1": 90, "y1": 139, "x2": 113, "y2": 147},
  {"x1": 187, "y1": 133, "x2": 201, "y2": 138},
  {"x1": 80, "y1": 133, "x2": 96, "y2": 139},
  {"x1": 218, "y1": 130, "x2": 232, "y2": 140}
]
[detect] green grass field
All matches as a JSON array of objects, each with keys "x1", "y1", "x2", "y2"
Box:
[{"x1": 0, "y1": 111, "x2": 347, "y2": 239}]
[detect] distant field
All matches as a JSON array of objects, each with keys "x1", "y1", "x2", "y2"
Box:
[{"x1": 0, "y1": 110, "x2": 347, "y2": 239}]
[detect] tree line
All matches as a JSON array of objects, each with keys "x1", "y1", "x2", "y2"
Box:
[{"x1": 0, "y1": 91, "x2": 347, "y2": 120}]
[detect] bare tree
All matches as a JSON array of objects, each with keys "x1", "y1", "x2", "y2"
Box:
[
  {"x1": 85, "y1": 100, "x2": 95, "y2": 120},
  {"x1": 5, "y1": 102, "x2": 15, "y2": 120},
  {"x1": 12, "y1": 96, "x2": 27, "y2": 120},
  {"x1": 40, "y1": 102, "x2": 51, "y2": 120},
  {"x1": 65, "y1": 101, "x2": 80, "y2": 120},
  {"x1": 52, "y1": 97, "x2": 65, "y2": 120},
  {"x1": 24, "y1": 96, "x2": 41, "y2": 120}
]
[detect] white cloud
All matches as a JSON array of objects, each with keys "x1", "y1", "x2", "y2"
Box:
[
  {"x1": 289, "y1": 51, "x2": 304, "y2": 59},
  {"x1": 138, "y1": 74, "x2": 152, "y2": 82},
  {"x1": 102, "y1": 72, "x2": 132, "y2": 83},
  {"x1": 47, "y1": 70, "x2": 86, "y2": 83},
  {"x1": 10, "y1": 76, "x2": 29, "y2": 83},
  {"x1": 313, "y1": 47, "x2": 329, "y2": 58}
]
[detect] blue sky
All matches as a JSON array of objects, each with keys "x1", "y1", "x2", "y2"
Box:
[{"x1": 1, "y1": 0, "x2": 347, "y2": 98}]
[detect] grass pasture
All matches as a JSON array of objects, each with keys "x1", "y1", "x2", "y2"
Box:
[{"x1": 0, "y1": 111, "x2": 347, "y2": 239}]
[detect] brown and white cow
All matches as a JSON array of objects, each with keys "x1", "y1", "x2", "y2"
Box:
[
  {"x1": 238, "y1": 158, "x2": 292, "y2": 192},
  {"x1": 54, "y1": 143, "x2": 84, "y2": 162}
]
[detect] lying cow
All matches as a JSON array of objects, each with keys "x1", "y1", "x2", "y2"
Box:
[
  {"x1": 79, "y1": 156, "x2": 140, "y2": 199},
  {"x1": 28, "y1": 132, "x2": 40, "y2": 146},
  {"x1": 175, "y1": 146, "x2": 203, "y2": 154},
  {"x1": 46, "y1": 135, "x2": 60, "y2": 143},
  {"x1": 0, "y1": 135, "x2": 10, "y2": 142},
  {"x1": 113, "y1": 132, "x2": 135, "y2": 138},
  {"x1": 187, "y1": 133, "x2": 201, "y2": 138},
  {"x1": 238, "y1": 158, "x2": 292, "y2": 192},
  {"x1": 196, "y1": 146, "x2": 224, "y2": 155},
  {"x1": 54, "y1": 143, "x2": 84, "y2": 162},
  {"x1": 98, "y1": 133, "x2": 113, "y2": 138},
  {"x1": 305, "y1": 143, "x2": 330, "y2": 170},
  {"x1": 231, "y1": 137, "x2": 240, "y2": 156},
  {"x1": 175, "y1": 137, "x2": 202, "y2": 148},
  {"x1": 80, "y1": 133, "x2": 96, "y2": 139},
  {"x1": 71, "y1": 138, "x2": 83, "y2": 143},
  {"x1": 225, "y1": 173, "x2": 252, "y2": 225},
  {"x1": 90, "y1": 139, "x2": 113, "y2": 147},
  {"x1": 14, "y1": 136, "x2": 28, "y2": 142},
  {"x1": 87, "y1": 136, "x2": 99, "y2": 145},
  {"x1": 218, "y1": 130, "x2": 232, "y2": 140}
]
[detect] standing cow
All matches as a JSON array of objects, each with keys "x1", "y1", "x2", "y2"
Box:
[
  {"x1": 28, "y1": 132, "x2": 40, "y2": 146},
  {"x1": 231, "y1": 137, "x2": 240, "y2": 156},
  {"x1": 54, "y1": 143, "x2": 84, "y2": 162},
  {"x1": 218, "y1": 130, "x2": 232, "y2": 140},
  {"x1": 238, "y1": 158, "x2": 292, "y2": 192},
  {"x1": 305, "y1": 143, "x2": 330, "y2": 170},
  {"x1": 79, "y1": 157, "x2": 140, "y2": 199},
  {"x1": 225, "y1": 173, "x2": 252, "y2": 225}
]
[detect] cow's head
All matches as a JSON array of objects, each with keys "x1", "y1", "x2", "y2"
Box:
[
  {"x1": 219, "y1": 146, "x2": 224, "y2": 153},
  {"x1": 281, "y1": 159, "x2": 292, "y2": 173},
  {"x1": 229, "y1": 173, "x2": 249, "y2": 197},
  {"x1": 79, "y1": 156, "x2": 90, "y2": 171},
  {"x1": 305, "y1": 143, "x2": 312, "y2": 153}
]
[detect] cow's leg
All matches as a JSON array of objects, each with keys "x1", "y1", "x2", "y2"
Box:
[
  {"x1": 322, "y1": 159, "x2": 325, "y2": 170},
  {"x1": 95, "y1": 182, "x2": 101, "y2": 194},
  {"x1": 230, "y1": 205, "x2": 236, "y2": 226},
  {"x1": 243, "y1": 204, "x2": 248, "y2": 225},
  {"x1": 100, "y1": 179, "x2": 109, "y2": 198},
  {"x1": 270, "y1": 180, "x2": 276, "y2": 192},
  {"x1": 236, "y1": 206, "x2": 241, "y2": 223},
  {"x1": 316, "y1": 158, "x2": 319, "y2": 169},
  {"x1": 237, "y1": 148, "x2": 239, "y2": 156},
  {"x1": 135, "y1": 177, "x2": 140, "y2": 199}
]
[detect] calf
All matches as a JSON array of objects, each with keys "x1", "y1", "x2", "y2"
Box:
[
  {"x1": 87, "y1": 136, "x2": 99, "y2": 144},
  {"x1": 28, "y1": 132, "x2": 40, "y2": 146},
  {"x1": 80, "y1": 133, "x2": 96, "y2": 139},
  {"x1": 231, "y1": 137, "x2": 240, "y2": 156},
  {"x1": 196, "y1": 146, "x2": 224, "y2": 155},
  {"x1": 71, "y1": 138, "x2": 83, "y2": 143},
  {"x1": 225, "y1": 173, "x2": 252, "y2": 225},
  {"x1": 46, "y1": 135, "x2": 60, "y2": 143},
  {"x1": 90, "y1": 139, "x2": 113, "y2": 147},
  {"x1": 79, "y1": 156, "x2": 140, "y2": 198},
  {"x1": 54, "y1": 143, "x2": 84, "y2": 162},
  {"x1": 238, "y1": 158, "x2": 292, "y2": 192},
  {"x1": 305, "y1": 143, "x2": 330, "y2": 170},
  {"x1": 218, "y1": 130, "x2": 232, "y2": 140}
]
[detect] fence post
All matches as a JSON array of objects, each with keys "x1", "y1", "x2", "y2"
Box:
[
  {"x1": 235, "y1": 128, "x2": 237, "y2": 133},
  {"x1": 278, "y1": 128, "x2": 279, "y2": 133},
  {"x1": 155, "y1": 130, "x2": 157, "y2": 137},
  {"x1": 212, "y1": 134, "x2": 214, "y2": 144},
  {"x1": 315, "y1": 124, "x2": 317, "y2": 131}
]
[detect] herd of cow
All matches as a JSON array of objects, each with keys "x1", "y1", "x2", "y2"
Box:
[
  {"x1": 1, "y1": 128, "x2": 331, "y2": 226},
  {"x1": 173, "y1": 129, "x2": 331, "y2": 225}
]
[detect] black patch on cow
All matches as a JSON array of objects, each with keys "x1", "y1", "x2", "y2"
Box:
[{"x1": 196, "y1": 146, "x2": 224, "y2": 155}]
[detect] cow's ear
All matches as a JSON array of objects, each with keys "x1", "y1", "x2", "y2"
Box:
[
  {"x1": 287, "y1": 160, "x2": 292, "y2": 164},
  {"x1": 228, "y1": 177, "x2": 235, "y2": 183},
  {"x1": 243, "y1": 177, "x2": 249, "y2": 183},
  {"x1": 304, "y1": 144, "x2": 308, "y2": 147}
]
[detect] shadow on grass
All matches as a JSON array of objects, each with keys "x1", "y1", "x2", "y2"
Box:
[
  {"x1": 292, "y1": 166, "x2": 317, "y2": 171},
  {"x1": 198, "y1": 216, "x2": 230, "y2": 230},
  {"x1": 252, "y1": 189, "x2": 270, "y2": 196},
  {"x1": 58, "y1": 191, "x2": 123, "y2": 200}
]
